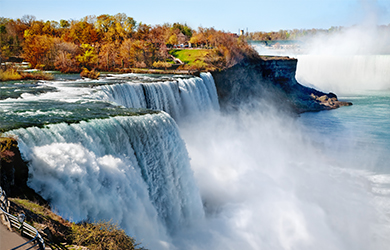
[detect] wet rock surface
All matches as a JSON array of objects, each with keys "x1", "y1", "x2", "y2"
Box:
[{"x1": 212, "y1": 56, "x2": 352, "y2": 113}]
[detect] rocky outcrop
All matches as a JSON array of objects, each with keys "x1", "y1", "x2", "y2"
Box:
[
  {"x1": 0, "y1": 137, "x2": 47, "y2": 205},
  {"x1": 310, "y1": 93, "x2": 353, "y2": 109},
  {"x1": 211, "y1": 56, "x2": 352, "y2": 113}
]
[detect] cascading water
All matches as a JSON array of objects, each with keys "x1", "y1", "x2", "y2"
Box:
[
  {"x1": 1, "y1": 72, "x2": 218, "y2": 249},
  {"x1": 295, "y1": 55, "x2": 390, "y2": 94},
  {"x1": 96, "y1": 72, "x2": 219, "y2": 120},
  {"x1": 2, "y1": 68, "x2": 390, "y2": 250},
  {"x1": 8, "y1": 113, "x2": 204, "y2": 249}
]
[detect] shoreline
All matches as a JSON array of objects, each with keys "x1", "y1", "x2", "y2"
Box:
[{"x1": 1, "y1": 55, "x2": 297, "y2": 81}]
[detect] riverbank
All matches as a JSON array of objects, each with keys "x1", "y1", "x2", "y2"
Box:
[
  {"x1": 0, "y1": 68, "x2": 54, "y2": 82},
  {"x1": 106, "y1": 67, "x2": 201, "y2": 77}
]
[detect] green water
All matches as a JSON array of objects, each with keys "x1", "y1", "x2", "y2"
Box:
[
  {"x1": 0, "y1": 75, "x2": 159, "y2": 132},
  {"x1": 299, "y1": 90, "x2": 390, "y2": 172}
]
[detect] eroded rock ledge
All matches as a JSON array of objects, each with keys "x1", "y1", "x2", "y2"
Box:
[
  {"x1": 0, "y1": 137, "x2": 46, "y2": 205},
  {"x1": 212, "y1": 56, "x2": 352, "y2": 113}
]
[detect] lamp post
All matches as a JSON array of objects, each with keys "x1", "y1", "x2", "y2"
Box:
[{"x1": 18, "y1": 213, "x2": 25, "y2": 236}]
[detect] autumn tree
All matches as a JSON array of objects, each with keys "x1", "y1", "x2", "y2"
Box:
[
  {"x1": 23, "y1": 33, "x2": 55, "y2": 69},
  {"x1": 64, "y1": 20, "x2": 100, "y2": 45},
  {"x1": 0, "y1": 17, "x2": 29, "y2": 60},
  {"x1": 98, "y1": 42, "x2": 120, "y2": 70},
  {"x1": 119, "y1": 39, "x2": 136, "y2": 68},
  {"x1": 24, "y1": 20, "x2": 60, "y2": 37},
  {"x1": 166, "y1": 33, "x2": 178, "y2": 47},
  {"x1": 189, "y1": 30, "x2": 206, "y2": 47},
  {"x1": 172, "y1": 23, "x2": 193, "y2": 39},
  {"x1": 135, "y1": 23, "x2": 151, "y2": 40},
  {"x1": 60, "y1": 19, "x2": 70, "y2": 28},
  {"x1": 2, "y1": 12, "x2": 265, "y2": 72},
  {"x1": 54, "y1": 40, "x2": 80, "y2": 72},
  {"x1": 76, "y1": 44, "x2": 98, "y2": 70},
  {"x1": 95, "y1": 13, "x2": 136, "y2": 43},
  {"x1": 0, "y1": 18, "x2": 13, "y2": 61},
  {"x1": 148, "y1": 24, "x2": 170, "y2": 60}
]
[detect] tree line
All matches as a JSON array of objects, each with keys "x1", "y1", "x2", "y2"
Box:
[
  {"x1": 247, "y1": 24, "x2": 390, "y2": 41},
  {"x1": 0, "y1": 14, "x2": 258, "y2": 72},
  {"x1": 247, "y1": 27, "x2": 343, "y2": 41}
]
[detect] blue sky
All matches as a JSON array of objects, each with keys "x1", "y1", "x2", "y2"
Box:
[{"x1": 1, "y1": 0, "x2": 389, "y2": 32}]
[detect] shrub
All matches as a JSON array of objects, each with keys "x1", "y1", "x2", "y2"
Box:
[
  {"x1": 80, "y1": 68, "x2": 100, "y2": 79},
  {"x1": 0, "y1": 137, "x2": 17, "y2": 163},
  {"x1": 55, "y1": 51, "x2": 80, "y2": 73},
  {"x1": 152, "y1": 61, "x2": 172, "y2": 69},
  {"x1": 0, "y1": 68, "x2": 22, "y2": 81},
  {"x1": 20, "y1": 71, "x2": 54, "y2": 80},
  {"x1": 0, "y1": 67, "x2": 54, "y2": 81},
  {"x1": 71, "y1": 221, "x2": 145, "y2": 250},
  {"x1": 134, "y1": 61, "x2": 146, "y2": 68}
]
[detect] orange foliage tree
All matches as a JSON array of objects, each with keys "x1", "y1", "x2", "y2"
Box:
[
  {"x1": 2, "y1": 13, "x2": 260, "y2": 72},
  {"x1": 23, "y1": 33, "x2": 54, "y2": 69}
]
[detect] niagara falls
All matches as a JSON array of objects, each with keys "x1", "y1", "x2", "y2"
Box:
[{"x1": 1, "y1": 0, "x2": 390, "y2": 250}]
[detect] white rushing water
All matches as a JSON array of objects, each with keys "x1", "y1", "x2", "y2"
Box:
[
  {"x1": 5, "y1": 66, "x2": 390, "y2": 250},
  {"x1": 296, "y1": 55, "x2": 390, "y2": 94},
  {"x1": 9, "y1": 113, "x2": 204, "y2": 249},
  {"x1": 96, "y1": 72, "x2": 219, "y2": 120}
]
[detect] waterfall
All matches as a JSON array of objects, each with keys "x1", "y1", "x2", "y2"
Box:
[
  {"x1": 296, "y1": 55, "x2": 390, "y2": 94},
  {"x1": 96, "y1": 72, "x2": 219, "y2": 120},
  {"x1": 9, "y1": 112, "x2": 204, "y2": 249},
  {"x1": 3, "y1": 63, "x2": 390, "y2": 249}
]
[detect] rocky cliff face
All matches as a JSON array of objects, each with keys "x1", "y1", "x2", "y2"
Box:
[
  {"x1": 0, "y1": 137, "x2": 46, "y2": 204},
  {"x1": 212, "y1": 56, "x2": 352, "y2": 113}
]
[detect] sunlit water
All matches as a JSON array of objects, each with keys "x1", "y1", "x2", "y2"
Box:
[{"x1": 299, "y1": 91, "x2": 390, "y2": 170}]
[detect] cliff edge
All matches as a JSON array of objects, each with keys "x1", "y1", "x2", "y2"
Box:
[
  {"x1": 212, "y1": 56, "x2": 352, "y2": 113},
  {"x1": 0, "y1": 137, "x2": 46, "y2": 205}
]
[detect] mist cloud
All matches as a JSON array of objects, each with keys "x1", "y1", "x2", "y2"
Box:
[{"x1": 177, "y1": 103, "x2": 390, "y2": 250}]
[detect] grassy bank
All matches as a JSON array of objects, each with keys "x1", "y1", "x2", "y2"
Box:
[
  {"x1": 169, "y1": 49, "x2": 210, "y2": 70},
  {"x1": 0, "y1": 68, "x2": 54, "y2": 81},
  {"x1": 9, "y1": 198, "x2": 145, "y2": 250}
]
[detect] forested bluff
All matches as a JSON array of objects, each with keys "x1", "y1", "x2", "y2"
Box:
[{"x1": 0, "y1": 13, "x2": 259, "y2": 73}]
